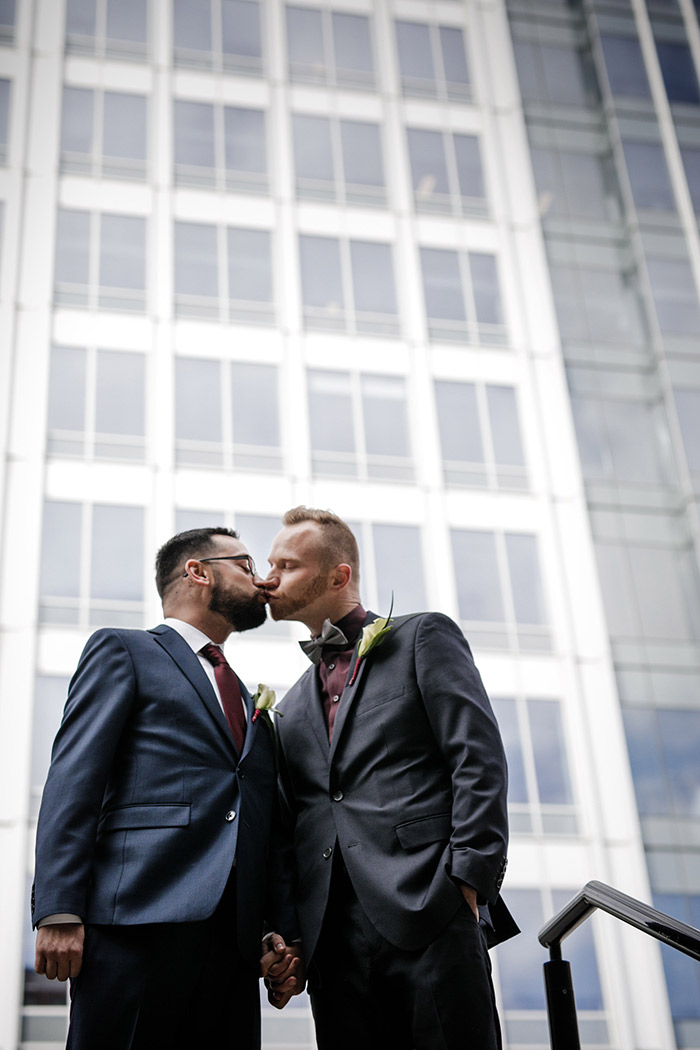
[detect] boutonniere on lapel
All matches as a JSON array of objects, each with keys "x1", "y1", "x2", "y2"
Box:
[
  {"x1": 349, "y1": 596, "x2": 394, "y2": 686},
  {"x1": 251, "y1": 683, "x2": 283, "y2": 725}
]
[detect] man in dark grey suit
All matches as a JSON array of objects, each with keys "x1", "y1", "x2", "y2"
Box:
[
  {"x1": 263, "y1": 506, "x2": 518, "y2": 1049},
  {"x1": 33, "y1": 526, "x2": 301, "y2": 1049}
]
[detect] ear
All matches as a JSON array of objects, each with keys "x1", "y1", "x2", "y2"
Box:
[
  {"x1": 331, "y1": 563, "x2": 352, "y2": 591},
  {"x1": 183, "y1": 559, "x2": 211, "y2": 587}
]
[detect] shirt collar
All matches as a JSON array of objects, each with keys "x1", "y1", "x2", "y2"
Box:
[
  {"x1": 332, "y1": 605, "x2": 367, "y2": 649},
  {"x1": 163, "y1": 617, "x2": 220, "y2": 654}
]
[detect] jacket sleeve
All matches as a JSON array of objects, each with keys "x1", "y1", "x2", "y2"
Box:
[
  {"x1": 32, "y1": 629, "x2": 137, "y2": 925},
  {"x1": 414, "y1": 613, "x2": 509, "y2": 903}
]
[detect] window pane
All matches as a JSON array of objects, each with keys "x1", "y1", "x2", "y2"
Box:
[
  {"x1": 99, "y1": 214, "x2": 145, "y2": 290},
  {"x1": 505, "y1": 534, "x2": 546, "y2": 625},
  {"x1": 600, "y1": 35, "x2": 651, "y2": 97},
  {"x1": 470, "y1": 253, "x2": 503, "y2": 326},
  {"x1": 628, "y1": 545, "x2": 693, "y2": 640},
  {"x1": 541, "y1": 44, "x2": 588, "y2": 106},
  {"x1": 454, "y1": 134, "x2": 485, "y2": 200},
  {"x1": 372, "y1": 524, "x2": 426, "y2": 613},
  {"x1": 395, "y1": 21, "x2": 434, "y2": 82},
  {"x1": 602, "y1": 400, "x2": 664, "y2": 484},
  {"x1": 646, "y1": 257, "x2": 700, "y2": 335},
  {"x1": 231, "y1": 363, "x2": 279, "y2": 447},
  {"x1": 681, "y1": 146, "x2": 700, "y2": 212},
  {"x1": 340, "y1": 120, "x2": 384, "y2": 188},
  {"x1": 408, "y1": 128, "x2": 450, "y2": 202},
  {"x1": 496, "y1": 889, "x2": 546, "y2": 1009},
  {"x1": 174, "y1": 221, "x2": 218, "y2": 298},
  {"x1": 32, "y1": 677, "x2": 69, "y2": 794},
  {"x1": 66, "y1": 0, "x2": 96, "y2": 37},
  {"x1": 61, "y1": 86, "x2": 94, "y2": 155},
  {"x1": 350, "y1": 241, "x2": 397, "y2": 316},
  {"x1": 420, "y1": 248, "x2": 465, "y2": 320},
  {"x1": 106, "y1": 0, "x2": 146, "y2": 43},
  {"x1": 48, "y1": 346, "x2": 86, "y2": 432},
  {"x1": 451, "y1": 530, "x2": 504, "y2": 622},
  {"x1": 224, "y1": 106, "x2": 266, "y2": 174},
  {"x1": 174, "y1": 100, "x2": 216, "y2": 169},
  {"x1": 674, "y1": 388, "x2": 700, "y2": 473},
  {"x1": 623, "y1": 708, "x2": 669, "y2": 814},
  {"x1": 222, "y1": 0, "x2": 261, "y2": 59},
  {"x1": 439, "y1": 26, "x2": 469, "y2": 87},
  {"x1": 361, "y1": 375, "x2": 410, "y2": 457},
  {"x1": 55, "y1": 209, "x2": 90, "y2": 285},
  {"x1": 486, "y1": 386, "x2": 525, "y2": 466},
  {"x1": 551, "y1": 889, "x2": 604, "y2": 1010},
  {"x1": 40, "y1": 501, "x2": 81, "y2": 598},
  {"x1": 492, "y1": 698, "x2": 528, "y2": 804},
  {"x1": 0, "y1": 0, "x2": 15, "y2": 29},
  {"x1": 90, "y1": 505, "x2": 143, "y2": 600},
  {"x1": 332, "y1": 13, "x2": 373, "y2": 77},
  {"x1": 623, "y1": 141, "x2": 675, "y2": 210},
  {"x1": 435, "y1": 382, "x2": 483, "y2": 462},
  {"x1": 95, "y1": 351, "x2": 145, "y2": 436},
  {"x1": 292, "y1": 114, "x2": 334, "y2": 182},
  {"x1": 286, "y1": 6, "x2": 324, "y2": 76},
  {"x1": 307, "y1": 370, "x2": 355, "y2": 453},
  {"x1": 103, "y1": 92, "x2": 146, "y2": 161},
  {"x1": 227, "y1": 227, "x2": 272, "y2": 302},
  {"x1": 299, "y1": 235, "x2": 344, "y2": 311},
  {"x1": 656, "y1": 41, "x2": 700, "y2": 104},
  {"x1": 173, "y1": 0, "x2": 211, "y2": 52},
  {"x1": 558, "y1": 150, "x2": 610, "y2": 219},
  {"x1": 657, "y1": 710, "x2": 700, "y2": 817},
  {"x1": 175, "y1": 358, "x2": 222, "y2": 441},
  {"x1": 236, "y1": 513, "x2": 280, "y2": 573},
  {"x1": 528, "y1": 700, "x2": 573, "y2": 805}
]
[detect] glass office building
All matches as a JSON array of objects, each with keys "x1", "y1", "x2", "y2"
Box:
[{"x1": 0, "y1": 0, "x2": 698, "y2": 1046}]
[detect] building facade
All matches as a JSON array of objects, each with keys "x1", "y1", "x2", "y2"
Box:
[{"x1": 0, "y1": 0, "x2": 698, "y2": 1047}]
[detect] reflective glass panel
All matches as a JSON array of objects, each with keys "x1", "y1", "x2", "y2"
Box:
[
  {"x1": 528, "y1": 700, "x2": 573, "y2": 805},
  {"x1": 60, "y1": 86, "x2": 93, "y2": 155},
  {"x1": 372, "y1": 524, "x2": 426, "y2": 614},
  {"x1": 361, "y1": 375, "x2": 410, "y2": 457},
  {"x1": 349, "y1": 241, "x2": 397, "y2": 316},
  {"x1": 656, "y1": 41, "x2": 700, "y2": 104},
  {"x1": 173, "y1": 0, "x2": 211, "y2": 52},
  {"x1": 54, "y1": 208, "x2": 90, "y2": 285},
  {"x1": 470, "y1": 253, "x2": 503, "y2": 326},
  {"x1": 222, "y1": 0, "x2": 261, "y2": 59},
  {"x1": 175, "y1": 357, "x2": 222, "y2": 441},
  {"x1": 32, "y1": 677, "x2": 69, "y2": 794},
  {"x1": 496, "y1": 889, "x2": 545, "y2": 1009},
  {"x1": 307, "y1": 370, "x2": 355, "y2": 453},
  {"x1": 106, "y1": 0, "x2": 146, "y2": 43},
  {"x1": 454, "y1": 134, "x2": 485, "y2": 200},
  {"x1": 439, "y1": 26, "x2": 469, "y2": 87},
  {"x1": 541, "y1": 44, "x2": 588, "y2": 105},
  {"x1": 340, "y1": 120, "x2": 384, "y2": 187},
  {"x1": 486, "y1": 386, "x2": 525, "y2": 466},
  {"x1": 491, "y1": 698, "x2": 528, "y2": 804},
  {"x1": 332, "y1": 12, "x2": 373, "y2": 76},
  {"x1": 395, "y1": 21, "x2": 434, "y2": 81},
  {"x1": 623, "y1": 141, "x2": 675, "y2": 210},
  {"x1": 680, "y1": 146, "x2": 700, "y2": 211},
  {"x1": 174, "y1": 221, "x2": 218, "y2": 298},
  {"x1": 224, "y1": 106, "x2": 266, "y2": 173},
  {"x1": 90, "y1": 505, "x2": 143, "y2": 600},
  {"x1": 673, "y1": 388, "x2": 700, "y2": 473},
  {"x1": 657, "y1": 710, "x2": 700, "y2": 817},
  {"x1": 407, "y1": 128, "x2": 450, "y2": 201},
  {"x1": 40, "y1": 501, "x2": 81, "y2": 598},
  {"x1": 435, "y1": 381, "x2": 483, "y2": 462},
  {"x1": 628, "y1": 545, "x2": 693, "y2": 640},
  {"x1": 646, "y1": 257, "x2": 700, "y2": 335},
  {"x1": 0, "y1": 0, "x2": 16, "y2": 30},
  {"x1": 600, "y1": 35, "x2": 651, "y2": 97},
  {"x1": 420, "y1": 248, "x2": 465, "y2": 320},
  {"x1": 286, "y1": 6, "x2": 324, "y2": 73},
  {"x1": 231, "y1": 363, "x2": 279, "y2": 447},
  {"x1": 95, "y1": 351, "x2": 145, "y2": 436},
  {"x1": 227, "y1": 228, "x2": 272, "y2": 302},
  {"x1": 174, "y1": 100, "x2": 216, "y2": 168},
  {"x1": 99, "y1": 214, "x2": 145, "y2": 290},
  {"x1": 292, "y1": 114, "x2": 334, "y2": 182},
  {"x1": 48, "y1": 347, "x2": 86, "y2": 432},
  {"x1": 66, "y1": 0, "x2": 96, "y2": 37},
  {"x1": 451, "y1": 530, "x2": 505, "y2": 622},
  {"x1": 505, "y1": 534, "x2": 547, "y2": 625},
  {"x1": 299, "y1": 235, "x2": 344, "y2": 310},
  {"x1": 103, "y1": 92, "x2": 146, "y2": 161},
  {"x1": 623, "y1": 708, "x2": 669, "y2": 814}
]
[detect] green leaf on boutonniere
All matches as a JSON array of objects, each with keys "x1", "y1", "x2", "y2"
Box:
[{"x1": 349, "y1": 594, "x2": 394, "y2": 685}]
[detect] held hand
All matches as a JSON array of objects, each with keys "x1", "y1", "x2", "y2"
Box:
[
  {"x1": 35, "y1": 923, "x2": 85, "y2": 982},
  {"x1": 460, "y1": 884, "x2": 480, "y2": 922},
  {"x1": 260, "y1": 932, "x2": 306, "y2": 1009}
]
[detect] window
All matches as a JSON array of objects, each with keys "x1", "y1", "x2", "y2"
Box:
[
  {"x1": 348, "y1": 521, "x2": 426, "y2": 615},
  {"x1": 0, "y1": 78, "x2": 9, "y2": 163},
  {"x1": 652, "y1": 892, "x2": 700, "y2": 1041},
  {"x1": 407, "y1": 128, "x2": 487, "y2": 216},
  {"x1": 65, "y1": 0, "x2": 148, "y2": 60},
  {"x1": 291, "y1": 114, "x2": 385, "y2": 207},
  {"x1": 307, "y1": 370, "x2": 413, "y2": 482},
  {"x1": 419, "y1": 247, "x2": 506, "y2": 344},
  {"x1": 299, "y1": 235, "x2": 399, "y2": 337},
  {"x1": 512, "y1": 38, "x2": 594, "y2": 107},
  {"x1": 622, "y1": 140, "x2": 675, "y2": 211},
  {"x1": 434, "y1": 381, "x2": 527, "y2": 490},
  {"x1": 173, "y1": 0, "x2": 262, "y2": 75},
  {"x1": 174, "y1": 221, "x2": 274, "y2": 324},
  {"x1": 0, "y1": 0, "x2": 15, "y2": 44},
  {"x1": 570, "y1": 394, "x2": 669, "y2": 487},
  {"x1": 674, "y1": 388, "x2": 700, "y2": 475},
  {"x1": 54, "y1": 208, "x2": 147, "y2": 311},
  {"x1": 493, "y1": 697, "x2": 576, "y2": 835},
  {"x1": 47, "y1": 346, "x2": 146, "y2": 460},
  {"x1": 680, "y1": 145, "x2": 700, "y2": 212},
  {"x1": 451, "y1": 529, "x2": 550, "y2": 651},
  {"x1": 550, "y1": 263, "x2": 645, "y2": 347},
  {"x1": 175, "y1": 357, "x2": 282, "y2": 471},
  {"x1": 624, "y1": 708, "x2": 700, "y2": 819},
  {"x1": 173, "y1": 100, "x2": 267, "y2": 194},
  {"x1": 530, "y1": 146, "x2": 618, "y2": 222},
  {"x1": 655, "y1": 40, "x2": 700, "y2": 105},
  {"x1": 599, "y1": 35, "x2": 651, "y2": 98},
  {"x1": 646, "y1": 257, "x2": 700, "y2": 336},
  {"x1": 60, "y1": 86, "x2": 147, "y2": 179},
  {"x1": 395, "y1": 21, "x2": 471, "y2": 101},
  {"x1": 286, "y1": 6, "x2": 375, "y2": 90},
  {"x1": 39, "y1": 500, "x2": 145, "y2": 627}
]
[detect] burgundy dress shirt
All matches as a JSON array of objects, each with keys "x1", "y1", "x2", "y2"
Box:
[{"x1": 317, "y1": 605, "x2": 367, "y2": 742}]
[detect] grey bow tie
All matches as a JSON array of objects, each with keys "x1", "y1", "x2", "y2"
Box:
[{"x1": 299, "y1": 619, "x2": 349, "y2": 665}]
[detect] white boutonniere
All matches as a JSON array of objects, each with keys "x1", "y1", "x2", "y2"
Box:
[
  {"x1": 349, "y1": 596, "x2": 394, "y2": 685},
  {"x1": 251, "y1": 683, "x2": 283, "y2": 724}
]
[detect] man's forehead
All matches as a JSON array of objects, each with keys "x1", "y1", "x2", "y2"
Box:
[
  {"x1": 209, "y1": 535, "x2": 248, "y2": 557},
  {"x1": 272, "y1": 522, "x2": 321, "y2": 557}
]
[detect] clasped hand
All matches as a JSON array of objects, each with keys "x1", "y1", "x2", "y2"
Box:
[{"x1": 260, "y1": 932, "x2": 306, "y2": 1009}]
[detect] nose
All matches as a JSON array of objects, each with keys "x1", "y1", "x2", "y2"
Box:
[{"x1": 261, "y1": 570, "x2": 278, "y2": 591}]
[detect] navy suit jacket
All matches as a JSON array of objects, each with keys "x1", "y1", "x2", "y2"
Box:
[
  {"x1": 277, "y1": 610, "x2": 518, "y2": 962},
  {"x1": 32, "y1": 625, "x2": 298, "y2": 962}
]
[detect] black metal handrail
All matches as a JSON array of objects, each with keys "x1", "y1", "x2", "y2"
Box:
[{"x1": 537, "y1": 880, "x2": 700, "y2": 1050}]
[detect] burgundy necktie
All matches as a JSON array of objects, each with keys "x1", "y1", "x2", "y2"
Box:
[{"x1": 200, "y1": 643, "x2": 247, "y2": 754}]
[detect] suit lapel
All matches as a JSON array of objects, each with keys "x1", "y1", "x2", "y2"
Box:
[
  {"x1": 328, "y1": 609, "x2": 377, "y2": 762},
  {"x1": 149, "y1": 625, "x2": 236, "y2": 756}
]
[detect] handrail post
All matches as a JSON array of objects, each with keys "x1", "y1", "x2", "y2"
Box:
[{"x1": 543, "y1": 946, "x2": 581, "y2": 1050}]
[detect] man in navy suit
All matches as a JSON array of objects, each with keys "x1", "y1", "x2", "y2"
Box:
[
  {"x1": 263, "y1": 507, "x2": 518, "y2": 1048},
  {"x1": 32, "y1": 526, "x2": 301, "y2": 1049}
]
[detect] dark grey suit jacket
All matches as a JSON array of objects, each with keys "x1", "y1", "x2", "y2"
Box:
[{"x1": 277, "y1": 610, "x2": 518, "y2": 962}]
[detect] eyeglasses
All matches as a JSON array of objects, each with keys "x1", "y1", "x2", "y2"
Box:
[{"x1": 199, "y1": 554, "x2": 258, "y2": 577}]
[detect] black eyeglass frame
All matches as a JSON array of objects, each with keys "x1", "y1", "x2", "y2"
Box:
[{"x1": 194, "y1": 554, "x2": 258, "y2": 576}]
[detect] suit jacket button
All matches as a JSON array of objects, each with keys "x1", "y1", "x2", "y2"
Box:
[
  {"x1": 323, "y1": 847, "x2": 333, "y2": 859},
  {"x1": 332, "y1": 791, "x2": 344, "y2": 801},
  {"x1": 225, "y1": 810, "x2": 236, "y2": 822}
]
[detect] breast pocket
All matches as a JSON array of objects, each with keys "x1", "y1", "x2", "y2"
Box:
[{"x1": 353, "y1": 685, "x2": 406, "y2": 717}]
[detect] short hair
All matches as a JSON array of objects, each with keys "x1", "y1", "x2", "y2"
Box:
[
  {"x1": 155, "y1": 527, "x2": 239, "y2": 599},
  {"x1": 282, "y1": 506, "x2": 360, "y2": 579}
]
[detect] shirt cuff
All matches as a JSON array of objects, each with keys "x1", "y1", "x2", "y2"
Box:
[{"x1": 37, "y1": 914, "x2": 83, "y2": 926}]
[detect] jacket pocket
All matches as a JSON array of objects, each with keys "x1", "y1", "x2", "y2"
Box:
[
  {"x1": 99, "y1": 803, "x2": 191, "y2": 832},
  {"x1": 395, "y1": 812, "x2": 451, "y2": 849}
]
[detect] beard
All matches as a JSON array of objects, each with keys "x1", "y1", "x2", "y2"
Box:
[
  {"x1": 268, "y1": 572, "x2": 328, "y2": 622},
  {"x1": 209, "y1": 581, "x2": 267, "y2": 632}
]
